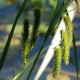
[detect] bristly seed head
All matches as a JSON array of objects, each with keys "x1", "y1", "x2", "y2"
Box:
[
  {"x1": 64, "y1": 15, "x2": 73, "y2": 46},
  {"x1": 53, "y1": 46, "x2": 62, "y2": 77},
  {"x1": 61, "y1": 30, "x2": 70, "y2": 65}
]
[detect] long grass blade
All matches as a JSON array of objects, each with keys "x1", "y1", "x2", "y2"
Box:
[
  {"x1": 0, "y1": 0, "x2": 30, "y2": 71},
  {"x1": 73, "y1": 33, "x2": 79, "y2": 80},
  {"x1": 26, "y1": 0, "x2": 71, "y2": 80}
]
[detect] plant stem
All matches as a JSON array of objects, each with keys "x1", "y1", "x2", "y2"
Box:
[{"x1": 73, "y1": 33, "x2": 79, "y2": 80}]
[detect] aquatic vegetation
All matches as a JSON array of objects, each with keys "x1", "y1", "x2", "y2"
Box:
[
  {"x1": 22, "y1": 18, "x2": 29, "y2": 64},
  {"x1": 64, "y1": 15, "x2": 73, "y2": 46},
  {"x1": 53, "y1": 46, "x2": 61, "y2": 77},
  {"x1": 0, "y1": 0, "x2": 79, "y2": 80},
  {"x1": 61, "y1": 30, "x2": 70, "y2": 65},
  {"x1": 30, "y1": 8, "x2": 41, "y2": 49}
]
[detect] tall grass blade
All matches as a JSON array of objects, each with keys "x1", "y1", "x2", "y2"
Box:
[
  {"x1": 0, "y1": 0, "x2": 30, "y2": 71},
  {"x1": 73, "y1": 33, "x2": 79, "y2": 80}
]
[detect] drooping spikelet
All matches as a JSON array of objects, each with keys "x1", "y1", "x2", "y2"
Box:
[
  {"x1": 53, "y1": 46, "x2": 62, "y2": 77},
  {"x1": 61, "y1": 30, "x2": 70, "y2": 65},
  {"x1": 30, "y1": 8, "x2": 41, "y2": 49},
  {"x1": 22, "y1": 18, "x2": 29, "y2": 64},
  {"x1": 64, "y1": 15, "x2": 73, "y2": 46}
]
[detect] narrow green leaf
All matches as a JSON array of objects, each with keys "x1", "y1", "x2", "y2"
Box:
[
  {"x1": 0, "y1": 0, "x2": 30, "y2": 71},
  {"x1": 13, "y1": 46, "x2": 49, "y2": 80},
  {"x1": 73, "y1": 33, "x2": 79, "y2": 80},
  {"x1": 26, "y1": 0, "x2": 71, "y2": 80}
]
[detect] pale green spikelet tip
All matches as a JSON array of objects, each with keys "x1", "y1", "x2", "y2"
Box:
[
  {"x1": 61, "y1": 30, "x2": 70, "y2": 65},
  {"x1": 53, "y1": 46, "x2": 61, "y2": 77}
]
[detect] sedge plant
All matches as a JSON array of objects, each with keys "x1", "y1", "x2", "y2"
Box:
[{"x1": 0, "y1": 0, "x2": 79, "y2": 80}]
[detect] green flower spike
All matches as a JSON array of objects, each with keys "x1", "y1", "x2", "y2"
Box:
[
  {"x1": 53, "y1": 46, "x2": 62, "y2": 77},
  {"x1": 22, "y1": 18, "x2": 29, "y2": 65},
  {"x1": 30, "y1": 8, "x2": 41, "y2": 49},
  {"x1": 22, "y1": 41, "x2": 29, "y2": 64},
  {"x1": 61, "y1": 30, "x2": 70, "y2": 65},
  {"x1": 64, "y1": 15, "x2": 73, "y2": 46}
]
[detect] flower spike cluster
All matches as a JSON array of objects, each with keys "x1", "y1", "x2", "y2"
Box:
[
  {"x1": 22, "y1": 8, "x2": 41, "y2": 64},
  {"x1": 53, "y1": 15, "x2": 73, "y2": 77}
]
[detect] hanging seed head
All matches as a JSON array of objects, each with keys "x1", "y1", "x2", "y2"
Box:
[
  {"x1": 61, "y1": 30, "x2": 70, "y2": 65},
  {"x1": 30, "y1": 8, "x2": 41, "y2": 49},
  {"x1": 53, "y1": 46, "x2": 62, "y2": 77},
  {"x1": 22, "y1": 18, "x2": 29, "y2": 65},
  {"x1": 64, "y1": 15, "x2": 73, "y2": 46},
  {"x1": 22, "y1": 40, "x2": 29, "y2": 64}
]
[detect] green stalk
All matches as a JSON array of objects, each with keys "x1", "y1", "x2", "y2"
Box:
[{"x1": 73, "y1": 33, "x2": 79, "y2": 80}]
